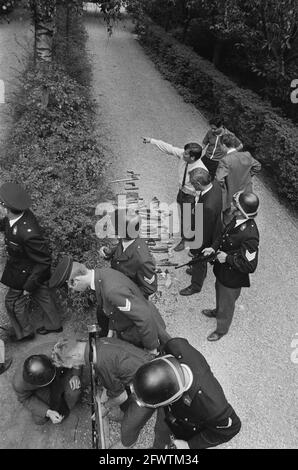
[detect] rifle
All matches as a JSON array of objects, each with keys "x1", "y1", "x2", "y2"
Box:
[
  {"x1": 175, "y1": 218, "x2": 237, "y2": 270},
  {"x1": 88, "y1": 324, "x2": 107, "y2": 449}
]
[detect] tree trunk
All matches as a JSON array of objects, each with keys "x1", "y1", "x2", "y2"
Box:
[
  {"x1": 213, "y1": 40, "x2": 224, "y2": 68},
  {"x1": 30, "y1": 0, "x2": 56, "y2": 64}
]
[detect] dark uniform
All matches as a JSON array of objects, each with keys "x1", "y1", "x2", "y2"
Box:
[
  {"x1": 212, "y1": 218, "x2": 259, "y2": 334},
  {"x1": 12, "y1": 344, "x2": 80, "y2": 424},
  {"x1": 0, "y1": 197, "x2": 61, "y2": 340},
  {"x1": 106, "y1": 237, "x2": 157, "y2": 298},
  {"x1": 153, "y1": 338, "x2": 241, "y2": 449},
  {"x1": 85, "y1": 336, "x2": 154, "y2": 447},
  {"x1": 94, "y1": 268, "x2": 169, "y2": 351}
]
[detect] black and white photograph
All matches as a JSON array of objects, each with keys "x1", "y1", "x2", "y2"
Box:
[{"x1": 0, "y1": 0, "x2": 297, "y2": 457}]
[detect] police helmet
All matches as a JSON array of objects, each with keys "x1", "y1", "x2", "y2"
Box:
[
  {"x1": 23, "y1": 354, "x2": 56, "y2": 387},
  {"x1": 233, "y1": 191, "x2": 259, "y2": 218},
  {"x1": 130, "y1": 355, "x2": 192, "y2": 408}
]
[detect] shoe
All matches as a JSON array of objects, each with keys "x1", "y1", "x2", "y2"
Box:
[
  {"x1": 207, "y1": 331, "x2": 225, "y2": 342},
  {"x1": 185, "y1": 267, "x2": 192, "y2": 275},
  {"x1": 10, "y1": 332, "x2": 35, "y2": 342},
  {"x1": 179, "y1": 285, "x2": 201, "y2": 296},
  {"x1": 0, "y1": 358, "x2": 12, "y2": 375},
  {"x1": 36, "y1": 327, "x2": 63, "y2": 335},
  {"x1": 174, "y1": 239, "x2": 185, "y2": 252},
  {"x1": 201, "y1": 309, "x2": 217, "y2": 318}
]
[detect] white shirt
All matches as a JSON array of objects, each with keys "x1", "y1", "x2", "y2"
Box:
[
  {"x1": 150, "y1": 139, "x2": 208, "y2": 196},
  {"x1": 194, "y1": 184, "x2": 213, "y2": 203},
  {"x1": 122, "y1": 239, "x2": 135, "y2": 252},
  {"x1": 90, "y1": 269, "x2": 95, "y2": 291},
  {"x1": 235, "y1": 218, "x2": 249, "y2": 228},
  {"x1": 9, "y1": 212, "x2": 24, "y2": 227},
  {"x1": 227, "y1": 148, "x2": 237, "y2": 154}
]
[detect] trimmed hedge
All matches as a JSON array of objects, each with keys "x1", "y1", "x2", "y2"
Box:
[
  {"x1": 137, "y1": 21, "x2": 298, "y2": 209},
  {"x1": 1, "y1": 7, "x2": 111, "y2": 313}
]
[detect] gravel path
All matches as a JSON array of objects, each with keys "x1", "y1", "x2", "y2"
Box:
[{"x1": 85, "y1": 11, "x2": 298, "y2": 449}]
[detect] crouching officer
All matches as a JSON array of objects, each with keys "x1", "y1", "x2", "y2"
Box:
[
  {"x1": 99, "y1": 208, "x2": 157, "y2": 299},
  {"x1": 130, "y1": 337, "x2": 241, "y2": 449},
  {"x1": 13, "y1": 352, "x2": 81, "y2": 425}
]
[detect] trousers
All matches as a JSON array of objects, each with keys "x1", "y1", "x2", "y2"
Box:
[
  {"x1": 215, "y1": 279, "x2": 241, "y2": 334},
  {"x1": 5, "y1": 284, "x2": 61, "y2": 340}
]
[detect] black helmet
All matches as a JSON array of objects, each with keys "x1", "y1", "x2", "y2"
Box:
[
  {"x1": 233, "y1": 191, "x2": 259, "y2": 218},
  {"x1": 130, "y1": 355, "x2": 192, "y2": 408},
  {"x1": 23, "y1": 355, "x2": 56, "y2": 387},
  {"x1": 113, "y1": 208, "x2": 141, "y2": 239}
]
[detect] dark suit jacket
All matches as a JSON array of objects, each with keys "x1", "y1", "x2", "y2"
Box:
[
  {"x1": 0, "y1": 210, "x2": 52, "y2": 291},
  {"x1": 215, "y1": 151, "x2": 261, "y2": 211},
  {"x1": 94, "y1": 268, "x2": 169, "y2": 351}
]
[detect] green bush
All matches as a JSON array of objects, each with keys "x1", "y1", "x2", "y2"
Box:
[
  {"x1": 1, "y1": 8, "x2": 112, "y2": 314},
  {"x1": 138, "y1": 22, "x2": 298, "y2": 208}
]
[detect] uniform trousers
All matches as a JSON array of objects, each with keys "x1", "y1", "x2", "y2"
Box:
[
  {"x1": 5, "y1": 284, "x2": 61, "y2": 340},
  {"x1": 201, "y1": 155, "x2": 219, "y2": 180},
  {"x1": 31, "y1": 369, "x2": 81, "y2": 424},
  {"x1": 120, "y1": 398, "x2": 154, "y2": 446},
  {"x1": 215, "y1": 279, "x2": 241, "y2": 334},
  {"x1": 153, "y1": 408, "x2": 241, "y2": 449}
]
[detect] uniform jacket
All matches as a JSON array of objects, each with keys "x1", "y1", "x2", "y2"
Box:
[
  {"x1": 213, "y1": 219, "x2": 259, "y2": 288},
  {"x1": 12, "y1": 348, "x2": 80, "y2": 419},
  {"x1": 0, "y1": 210, "x2": 52, "y2": 291},
  {"x1": 163, "y1": 338, "x2": 235, "y2": 448},
  {"x1": 94, "y1": 268, "x2": 168, "y2": 351},
  {"x1": 192, "y1": 182, "x2": 223, "y2": 250},
  {"x1": 108, "y1": 237, "x2": 157, "y2": 297},
  {"x1": 85, "y1": 337, "x2": 153, "y2": 399},
  {"x1": 215, "y1": 151, "x2": 261, "y2": 211}
]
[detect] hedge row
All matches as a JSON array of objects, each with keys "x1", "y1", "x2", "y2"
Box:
[
  {"x1": 1, "y1": 8, "x2": 110, "y2": 313},
  {"x1": 137, "y1": 21, "x2": 298, "y2": 209}
]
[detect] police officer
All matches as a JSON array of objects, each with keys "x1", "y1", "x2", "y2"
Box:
[
  {"x1": 49, "y1": 257, "x2": 170, "y2": 354},
  {"x1": 99, "y1": 208, "x2": 157, "y2": 298},
  {"x1": 52, "y1": 336, "x2": 155, "y2": 448},
  {"x1": 129, "y1": 337, "x2": 241, "y2": 449},
  {"x1": 202, "y1": 191, "x2": 260, "y2": 341},
  {"x1": 12, "y1": 352, "x2": 81, "y2": 425},
  {"x1": 0, "y1": 183, "x2": 62, "y2": 340}
]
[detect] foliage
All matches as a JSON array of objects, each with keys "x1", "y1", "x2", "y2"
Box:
[
  {"x1": 1, "y1": 5, "x2": 112, "y2": 312},
  {"x1": 137, "y1": 21, "x2": 298, "y2": 208}
]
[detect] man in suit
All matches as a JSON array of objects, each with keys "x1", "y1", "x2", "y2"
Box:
[
  {"x1": 215, "y1": 134, "x2": 261, "y2": 218},
  {"x1": 202, "y1": 191, "x2": 260, "y2": 341},
  {"x1": 180, "y1": 168, "x2": 223, "y2": 296},
  {"x1": 99, "y1": 209, "x2": 157, "y2": 298},
  {"x1": 49, "y1": 257, "x2": 170, "y2": 354},
  {"x1": 201, "y1": 116, "x2": 243, "y2": 179},
  {"x1": 12, "y1": 350, "x2": 81, "y2": 425},
  {"x1": 143, "y1": 136, "x2": 207, "y2": 252},
  {"x1": 0, "y1": 183, "x2": 62, "y2": 341}
]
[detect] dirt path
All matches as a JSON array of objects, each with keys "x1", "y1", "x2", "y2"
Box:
[{"x1": 85, "y1": 11, "x2": 297, "y2": 449}]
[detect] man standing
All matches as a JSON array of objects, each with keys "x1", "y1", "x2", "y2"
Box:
[
  {"x1": 202, "y1": 191, "x2": 260, "y2": 341},
  {"x1": 180, "y1": 168, "x2": 222, "y2": 296},
  {"x1": 201, "y1": 116, "x2": 243, "y2": 179},
  {"x1": 52, "y1": 336, "x2": 155, "y2": 449},
  {"x1": 143, "y1": 136, "x2": 207, "y2": 252},
  {"x1": 127, "y1": 337, "x2": 241, "y2": 449},
  {"x1": 49, "y1": 257, "x2": 169, "y2": 354},
  {"x1": 215, "y1": 134, "x2": 261, "y2": 216},
  {"x1": 0, "y1": 183, "x2": 62, "y2": 341},
  {"x1": 99, "y1": 209, "x2": 157, "y2": 298},
  {"x1": 13, "y1": 351, "x2": 81, "y2": 425}
]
